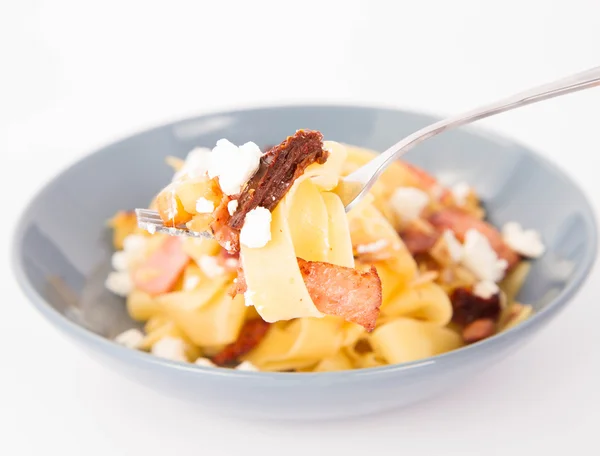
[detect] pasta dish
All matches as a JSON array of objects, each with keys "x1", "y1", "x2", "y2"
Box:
[{"x1": 106, "y1": 130, "x2": 545, "y2": 372}]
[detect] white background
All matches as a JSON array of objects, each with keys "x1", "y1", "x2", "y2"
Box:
[{"x1": 1, "y1": 1, "x2": 599, "y2": 455}]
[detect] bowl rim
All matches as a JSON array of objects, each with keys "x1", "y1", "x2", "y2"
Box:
[{"x1": 11, "y1": 103, "x2": 599, "y2": 381}]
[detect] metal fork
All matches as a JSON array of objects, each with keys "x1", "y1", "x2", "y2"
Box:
[{"x1": 137, "y1": 65, "x2": 600, "y2": 237}]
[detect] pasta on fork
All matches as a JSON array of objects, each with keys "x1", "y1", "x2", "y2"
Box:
[{"x1": 107, "y1": 130, "x2": 544, "y2": 372}]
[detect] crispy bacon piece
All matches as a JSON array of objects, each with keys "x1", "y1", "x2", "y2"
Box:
[
  {"x1": 211, "y1": 130, "x2": 328, "y2": 252},
  {"x1": 232, "y1": 259, "x2": 382, "y2": 332},
  {"x1": 299, "y1": 259, "x2": 382, "y2": 331},
  {"x1": 450, "y1": 287, "x2": 501, "y2": 326},
  {"x1": 210, "y1": 196, "x2": 240, "y2": 252},
  {"x1": 428, "y1": 208, "x2": 520, "y2": 268},
  {"x1": 399, "y1": 227, "x2": 440, "y2": 255},
  {"x1": 132, "y1": 237, "x2": 190, "y2": 296},
  {"x1": 401, "y1": 162, "x2": 450, "y2": 200},
  {"x1": 211, "y1": 319, "x2": 271, "y2": 366}
]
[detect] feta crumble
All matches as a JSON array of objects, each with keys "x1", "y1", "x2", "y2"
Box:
[
  {"x1": 105, "y1": 271, "x2": 133, "y2": 297},
  {"x1": 195, "y1": 197, "x2": 215, "y2": 214},
  {"x1": 123, "y1": 234, "x2": 148, "y2": 259},
  {"x1": 173, "y1": 147, "x2": 212, "y2": 181},
  {"x1": 183, "y1": 275, "x2": 201, "y2": 290},
  {"x1": 451, "y1": 181, "x2": 471, "y2": 206},
  {"x1": 198, "y1": 255, "x2": 225, "y2": 278},
  {"x1": 389, "y1": 187, "x2": 430, "y2": 221},
  {"x1": 236, "y1": 361, "x2": 259, "y2": 371},
  {"x1": 114, "y1": 328, "x2": 144, "y2": 349},
  {"x1": 244, "y1": 290, "x2": 255, "y2": 307},
  {"x1": 227, "y1": 199, "x2": 239, "y2": 216},
  {"x1": 208, "y1": 139, "x2": 262, "y2": 195},
  {"x1": 111, "y1": 251, "x2": 128, "y2": 272},
  {"x1": 502, "y1": 221, "x2": 546, "y2": 258},
  {"x1": 442, "y1": 230, "x2": 464, "y2": 262},
  {"x1": 462, "y1": 229, "x2": 508, "y2": 282},
  {"x1": 106, "y1": 234, "x2": 148, "y2": 296},
  {"x1": 194, "y1": 357, "x2": 216, "y2": 367},
  {"x1": 473, "y1": 280, "x2": 500, "y2": 299},
  {"x1": 151, "y1": 337, "x2": 187, "y2": 362},
  {"x1": 356, "y1": 239, "x2": 388, "y2": 254},
  {"x1": 240, "y1": 207, "x2": 272, "y2": 248}
]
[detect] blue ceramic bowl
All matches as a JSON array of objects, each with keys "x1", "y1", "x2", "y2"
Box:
[{"x1": 12, "y1": 105, "x2": 597, "y2": 420}]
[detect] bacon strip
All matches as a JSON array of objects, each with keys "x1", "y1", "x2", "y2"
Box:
[
  {"x1": 210, "y1": 130, "x2": 328, "y2": 252},
  {"x1": 232, "y1": 259, "x2": 382, "y2": 332},
  {"x1": 428, "y1": 208, "x2": 520, "y2": 268},
  {"x1": 399, "y1": 227, "x2": 440, "y2": 255},
  {"x1": 132, "y1": 237, "x2": 190, "y2": 295},
  {"x1": 450, "y1": 287, "x2": 501, "y2": 326},
  {"x1": 211, "y1": 319, "x2": 271, "y2": 366},
  {"x1": 401, "y1": 162, "x2": 450, "y2": 200}
]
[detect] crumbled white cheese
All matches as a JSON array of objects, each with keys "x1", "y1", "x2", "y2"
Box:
[
  {"x1": 114, "y1": 328, "x2": 144, "y2": 349},
  {"x1": 502, "y1": 221, "x2": 546, "y2": 258},
  {"x1": 208, "y1": 139, "x2": 262, "y2": 195},
  {"x1": 240, "y1": 207, "x2": 272, "y2": 248},
  {"x1": 173, "y1": 147, "x2": 212, "y2": 181},
  {"x1": 183, "y1": 275, "x2": 201, "y2": 290},
  {"x1": 462, "y1": 229, "x2": 508, "y2": 282},
  {"x1": 236, "y1": 361, "x2": 259, "y2": 371},
  {"x1": 356, "y1": 239, "x2": 388, "y2": 254},
  {"x1": 194, "y1": 357, "x2": 216, "y2": 367},
  {"x1": 105, "y1": 271, "x2": 134, "y2": 297},
  {"x1": 227, "y1": 199, "x2": 239, "y2": 216},
  {"x1": 244, "y1": 290, "x2": 255, "y2": 307},
  {"x1": 195, "y1": 197, "x2": 215, "y2": 214},
  {"x1": 224, "y1": 241, "x2": 233, "y2": 252},
  {"x1": 198, "y1": 255, "x2": 225, "y2": 278},
  {"x1": 442, "y1": 229, "x2": 464, "y2": 262},
  {"x1": 389, "y1": 187, "x2": 430, "y2": 221},
  {"x1": 113, "y1": 234, "x2": 148, "y2": 272},
  {"x1": 123, "y1": 234, "x2": 148, "y2": 256},
  {"x1": 473, "y1": 280, "x2": 500, "y2": 299},
  {"x1": 151, "y1": 337, "x2": 187, "y2": 362},
  {"x1": 451, "y1": 181, "x2": 471, "y2": 206},
  {"x1": 111, "y1": 251, "x2": 128, "y2": 272}
]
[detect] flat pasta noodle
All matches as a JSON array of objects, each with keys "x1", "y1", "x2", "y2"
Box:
[
  {"x1": 158, "y1": 287, "x2": 247, "y2": 346},
  {"x1": 379, "y1": 281, "x2": 453, "y2": 327},
  {"x1": 240, "y1": 142, "x2": 350, "y2": 323},
  {"x1": 369, "y1": 318, "x2": 463, "y2": 365},
  {"x1": 347, "y1": 199, "x2": 418, "y2": 283},
  {"x1": 242, "y1": 317, "x2": 345, "y2": 371}
]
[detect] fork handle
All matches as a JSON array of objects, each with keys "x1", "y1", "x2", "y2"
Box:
[{"x1": 347, "y1": 65, "x2": 600, "y2": 207}]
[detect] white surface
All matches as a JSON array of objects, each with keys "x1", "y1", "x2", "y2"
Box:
[{"x1": 1, "y1": 1, "x2": 600, "y2": 455}]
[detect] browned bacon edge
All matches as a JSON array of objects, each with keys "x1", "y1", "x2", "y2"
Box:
[
  {"x1": 210, "y1": 318, "x2": 271, "y2": 366},
  {"x1": 210, "y1": 130, "x2": 328, "y2": 253},
  {"x1": 450, "y1": 287, "x2": 501, "y2": 327},
  {"x1": 231, "y1": 258, "x2": 382, "y2": 332}
]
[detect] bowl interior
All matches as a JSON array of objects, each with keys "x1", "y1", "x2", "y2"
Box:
[{"x1": 13, "y1": 105, "x2": 597, "y2": 342}]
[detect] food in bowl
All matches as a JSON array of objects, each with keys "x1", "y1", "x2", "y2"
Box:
[{"x1": 105, "y1": 130, "x2": 545, "y2": 372}]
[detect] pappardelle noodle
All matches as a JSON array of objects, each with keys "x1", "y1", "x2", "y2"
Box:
[{"x1": 106, "y1": 130, "x2": 545, "y2": 372}]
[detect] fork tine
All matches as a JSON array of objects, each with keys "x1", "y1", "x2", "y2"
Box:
[{"x1": 134, "y1": 208, "x2": 213, "y2": 239}]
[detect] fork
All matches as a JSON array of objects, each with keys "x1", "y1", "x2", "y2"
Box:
[{"x1": 137, "y1": 65, "x2": 600, "y2": 238}]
